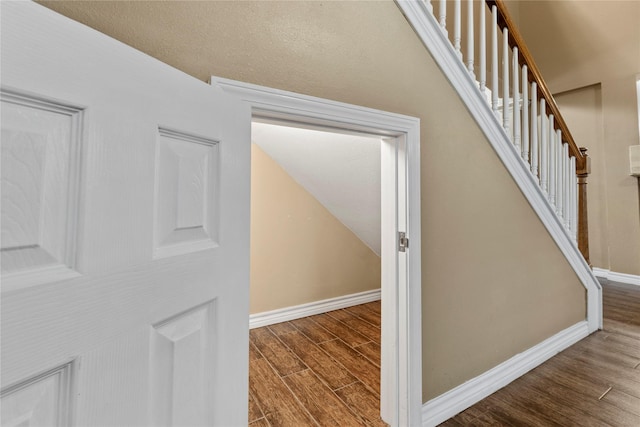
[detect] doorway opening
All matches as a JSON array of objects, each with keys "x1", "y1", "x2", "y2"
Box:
[
  {"x1": 249, "y1": 119, "x2": 385, "y2": 425},
  {"x1": 211, "y1": 76, "x2": 422, "y2": 426}
]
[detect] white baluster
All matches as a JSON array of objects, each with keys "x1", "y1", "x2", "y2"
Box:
[
  {"x1": 540, "y1": 98, "x2": 548, "y2": 195},
  {"x1": 454, "y1": 0, "x2": 462, "y2": 57},
  {"x1": 567, "y1": 155, "x2": 573, "y2": 236},
  {"x1": 548, "y1": 115, "x2": 556, "y2": 208},
  {"x1": 502, "y1": 27, "x2": 510, "y2": 137},
  {"x1": 531, "y1": 82, "x2": 538, "y2": 180},
  {"x1": 466, "y1": 0, "x2": 474, "y2": 75},
  {"x1": 570, "y1": 156, "x2": 577, "y2": 242},
  {"x1": 513, "y1": 47, "x2": 521, "y2": 152},
  {"x1": 564, "y1": 143, "x2": 571, "y2": 230},
  {"x1": 491, "y1": 6, "x2": 499, "y2": 115},
  {"x1": 522, "y1": 66, "x2": 529, "y2": 164},
  {"x1": 561, "y1": 136, "x2": 566, "y2": 222},
  {"x1": 479, "y1": 1, "x2": 486, "y2": 94},
  {"x1": 557, "y1": 133, "x2": 563, "y2": 219},
  {"x1": 556, "y1": 132, "x2": 564, "y2": 220},
  {"x1": 439, "y1": 0, "x2": 447, "y2": 32}
]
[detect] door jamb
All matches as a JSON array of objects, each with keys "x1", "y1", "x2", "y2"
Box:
[{"x1": 211, "y1": 76, "x2": 422, "y2": 426}]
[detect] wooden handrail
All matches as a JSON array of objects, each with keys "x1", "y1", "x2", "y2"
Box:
[
  {"x1": 424, "y1": 0, "x2": 591, "y2": 262},
  {"x1": 486, "y1": 0, "x2": 590, "y2": 263},
  {"x1": 486, "y1": 0, "x2": 587, "y2": 174}
]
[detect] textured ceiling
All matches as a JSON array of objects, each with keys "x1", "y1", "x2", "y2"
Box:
[{"x1": 252, "y1": 121, "x2": 381, "y2": 256}]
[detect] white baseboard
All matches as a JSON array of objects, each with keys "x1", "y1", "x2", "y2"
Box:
[
  {"x1": 421, "y1": 321, "x2": 590, "y2": 426},
  {"x1": 249, "y1": 289, "x2": 381, "y2": 329},
  {"x1": 592, "y1": 268, "x2": 640, "y2": 287}
]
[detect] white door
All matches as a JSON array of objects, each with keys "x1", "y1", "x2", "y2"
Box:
[{"x1": 1, "y1": 2, "x2": 250, "y2": 426}]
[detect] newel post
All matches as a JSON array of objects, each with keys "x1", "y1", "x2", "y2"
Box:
[{"x1": 577, "y1": 147, "x2": 591, "y2": 266}]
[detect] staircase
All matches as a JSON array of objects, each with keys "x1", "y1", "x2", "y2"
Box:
[{"x1": 396, "y1": 0, "x2": 601, "y2": 330}]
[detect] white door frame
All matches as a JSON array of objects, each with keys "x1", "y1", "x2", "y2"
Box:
[{"x1": 211, "y1": 77, "x2": 422, "y2": 426}]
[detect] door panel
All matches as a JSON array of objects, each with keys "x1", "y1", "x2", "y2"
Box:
[
  {"x1": 0, "y1": 362, "x2": 74, "y2": 427},
  {"x1": 1, "y1": 2, "x2": 250, "y2": 426},
  {"x1": 150, "y1": 301, "x2": 216, "y2": 426},
  {"x1": 1, "y1": 90, "x2": 82, "y2": 291},
  {"x1": 153, "y1": 129, "x2": 220, "y2": 259}
]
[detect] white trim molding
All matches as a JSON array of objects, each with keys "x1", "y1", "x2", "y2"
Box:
[
  {"x1": 395, "y1": 0, "x2": 602, "y2": 332},
  {"x1": 593, "y1": 268, "x2": 640, "y2": 287},
  {"x1": 249, "y1": 289, "x2": 381, "y2": 329},
  {"x1": 421, "y1": 321, "x2": 589, "y2": 427},
  {"x1": 211, "y1": 75, "x2": 423, "y2": 427}
]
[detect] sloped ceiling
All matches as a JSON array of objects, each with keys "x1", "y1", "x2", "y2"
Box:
[{"x1": 251, "y1": 122, "x2": 381, "y2": 256}]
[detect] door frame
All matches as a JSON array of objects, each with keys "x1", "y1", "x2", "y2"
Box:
[{"x1": 211, "y1": 77, "x2": 422, "y2": 426}]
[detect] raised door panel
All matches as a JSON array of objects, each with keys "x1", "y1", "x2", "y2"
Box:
[
  {"x1": 0, "y1": 90, "x2": 82, "y2": 290},
  {"x1": 0, "y1": 363, "x2": 74, "y2": 427},
  {"x1": 150, "y1": 301, "x2": 216, "y2": 426},
  {"x1": 154, "y1": 128, "x2": 220, "y2": 258}
]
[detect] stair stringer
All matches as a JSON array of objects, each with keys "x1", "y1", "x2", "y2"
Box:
[{"x1": 395, "y1": 0, "x2": 602, "y2": 332}]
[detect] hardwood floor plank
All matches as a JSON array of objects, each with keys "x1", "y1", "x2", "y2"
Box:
[
  {"x1": 344, "y1": 303, "x2": 382, "y2": 328},
  {"x1": 554, "y1": 350, "x2": 640, "y2": 387},
  {"x1": 278, "y1": 330, "x2": 358, "y2": 390},
  {"x1": 602, "y1": 388, "x2": 640, "y2": 417},
  {"x1": 570, "y1": 332, "x2": 640, "y2": 368},
  {"x1": 249, "y1": 341, "x2": 263, "y2": 361},
  {"x1": 334, "y1": 382, "x2": 388, "y2": 427},
  {"x1": 326, "y1": 309, "x2": 381, "y2": 344},
  {"x1": 537, "y1": 357, "x2": 615, "y2": 399},
  {"x1": 526, "y1": 369, "x2": 640, "y2": 426},
  {"x1": 461, "y1": 403, "x2": 518, "y2": 425},
  {"x1": 602, "y1": 330, "x2": 640, "y2": 354},
  {"x1": 603, "y1": 284, "x2": 640, "y2": 328},
  {"x1": 471, "y1": 396, "x2": 537, "y2": 426},
  {"x1": 268, "y1": 321, "x2": 298, "y2": 336},
  {"x1": 363, "y1": 300, "x2": 381, "y2": 315},
  {"x1": 354, "y1": 341, "x2": 381, "y2": 367},
  {"x1": 604, "y1": 283, "x2": 640, "y2": 297},
  {"x1": 604, "y1": 304, "x2": 640, "y2": 323},
  {"x1": 449, "y1": 407, "x2": 487, "y2": 425},
  {"x1": 513, "y1": 373, "x2": 615, "y2": 427},
  {"x1": 470, "y1": 412, "x2": 514, "y2": 426},
  {"x1": 249, "y1": 359, "x2": 317, "y2": 427},
  {"x1": 310, "y1": 314, "x2": 370, "y2": 347},
  {"x1": 603, "y1": 294, "x2": 640, "y2": 311},
  {"x1": 548, "y1": 354, "x2": 640, "y2": 400},
  {"x1": 320, "y1": 338, "x2": 381, "y2": 395},
  {"x1": 249, "y1": 418, "x2": 270, "y2": 427},
  {"x1": 290, "y1": 317, "x2": 337, "y2": 343},
  {"x1": 484, "y1": 378, "x2": 573, "y2": 426},
  {"x1": 437, "y1": 418, "x2": 463, "y2": 426},
  {"x1": 249, "y1": 392, "x2": 265, "y2": 423},
  {"x1": 324, "y1": 309, "x2": 352, "y2": 323},
  {"x1": 604, "y1": 318, "x2": 640, "y2": 340},
  {"x1": 448, "y1": 411, "x2": 476, "y2": 426},
  {"x1": 283, "y1": 369, "x2": 368, "y2": 426},
  {"x1": 250, "y1": 327, "x2": 307, "y2": 377}
]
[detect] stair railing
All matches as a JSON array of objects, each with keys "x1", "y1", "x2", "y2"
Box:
[{"x1": 425, "y1": 0, "x2": 591, "y2": 264}]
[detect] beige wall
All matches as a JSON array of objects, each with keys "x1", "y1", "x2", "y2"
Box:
[
  {"x1": 250, "y1": 144, "x2": 380, "y2": 314},
  {"x1": 512, "y1": 0, "x2": 640, "y2": 275},
  {"x1": 554, "y1": 86, "x2": 609, "y2": 269},
  {"x1": 39, "y1": 0, "x2": 586, "y2": 402}
]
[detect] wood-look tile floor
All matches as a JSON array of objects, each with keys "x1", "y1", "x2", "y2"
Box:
[
  {"x1": 440, "y1": 282, "x2": 640, "y2": 426},
  {"x1": 248, "y1": 301, "x2": 387, "y2": 426}
]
